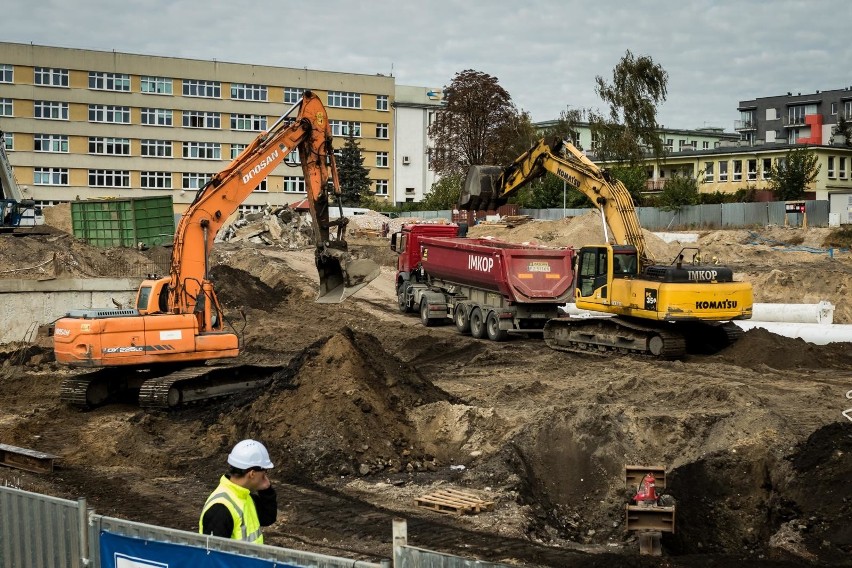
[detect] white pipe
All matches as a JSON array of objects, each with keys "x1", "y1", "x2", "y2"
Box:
[
  {"x1": 733, "y1": 321, "x2": 852, "y2": 345},
  {"x1": 752, "y1": 301, "x2": 834, "y2": 324}
]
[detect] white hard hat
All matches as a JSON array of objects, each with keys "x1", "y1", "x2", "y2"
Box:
[{"x1": 227, "y1": 439, "x2": 274, "y2": 470}]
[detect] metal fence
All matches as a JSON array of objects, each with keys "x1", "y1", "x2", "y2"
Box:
[
  {"x1": 404, "y1": 200, "x2": 830, "y2": 230},
  {"x1": 1, "y1": 486, "x2": 515, "y2": 568},
  {"x1": 0, "y1": 485, "x2": 385, "y2": 568}
]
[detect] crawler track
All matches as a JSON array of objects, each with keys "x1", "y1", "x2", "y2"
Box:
[
  {"x1": 60, "y1": 364, "x2": 284, "y2": 410},
  {"x1": 544, "y1": 317, "x2": 687, "y2": 358}
]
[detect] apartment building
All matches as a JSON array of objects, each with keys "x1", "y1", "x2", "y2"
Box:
[
  {"x1": 0, "y1": 42, "x2": 396, "y2": 213},
  {"x1": 736, "y1": 87, "x2": 852, "y2": 145},
  {"x1": 393, "y1": 85, "x2": 444, "y2": 204}
]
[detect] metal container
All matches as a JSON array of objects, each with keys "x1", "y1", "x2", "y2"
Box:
[
  {"x1": 420, "y1": 236, "x2": 575, "y2": 303},
  {"x1": 71, "y1": 196, "x2": 175, "y2": 248}
]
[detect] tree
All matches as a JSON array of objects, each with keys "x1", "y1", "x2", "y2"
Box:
[
  {"x1": 769, "y1": 148, "x2": 821, "y2": 201},
  {"x1": 336, "y1": 129, "x2": 372, "y2": 206},
  {"x1": 422, "y1": 173, "x2": 463, "y2": 210},
  {"x1": 609, "y1": 165, "x2": 648, "y2": 205},
  {"x1": 657, "y1": 174, "x2": 699, "y2": 211},
  {"x1": 833, "y1": 114, "x2": 852, "y2": 146},
  {"x1": 589, "y1": 50, "x2": 668, "y2": 166},
  {"x1": 428, "y1": 70, "x2": 526, "y2": 177},
  {"x1": 510, "y1": 175, "x2": 589, "y2": 209}
]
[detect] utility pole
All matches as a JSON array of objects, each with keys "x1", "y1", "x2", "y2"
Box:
[{"x1": 562, "y1": 180, "x2": 567, "y2": 218}]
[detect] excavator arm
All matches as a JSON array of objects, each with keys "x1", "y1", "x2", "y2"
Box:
[
  {"x1": 169, "y1": 90, "x2": 378, "y2": 316},
  {"x1": 460, "y1": 138, "x2": 653, "y2": 266}
]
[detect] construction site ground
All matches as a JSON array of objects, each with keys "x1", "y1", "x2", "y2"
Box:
[{"x1": 1, "y1": 211, "x2": 851, "y2": 567}]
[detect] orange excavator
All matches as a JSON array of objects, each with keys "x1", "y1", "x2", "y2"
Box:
[{"x1": 53, "y1": 90, "x2": 379, "y2": 409}]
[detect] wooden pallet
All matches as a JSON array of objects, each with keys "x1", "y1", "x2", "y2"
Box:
[
  {"x1": 414, "y1": 489, "x2": 494, "y2": 515},
  {"x1": 0, "y1": 443, "x2": 59, "y2": 473}
]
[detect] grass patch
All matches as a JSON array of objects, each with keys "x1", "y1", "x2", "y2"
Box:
[{"x1": 822, "y1": 226, "x2": 852, "y2": 249}]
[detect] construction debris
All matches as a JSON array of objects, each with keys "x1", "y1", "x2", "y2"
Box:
[{"x1": 0, "y1": 443, "x2": 59, "y2": 473}]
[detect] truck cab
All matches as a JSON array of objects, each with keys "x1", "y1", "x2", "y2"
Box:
[{"x1": 391, "y1": 223, "x2": 460, "y2": 283}]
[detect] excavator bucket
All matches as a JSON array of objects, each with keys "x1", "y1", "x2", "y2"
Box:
[
  {"x1": 315, "y1": 246, "x2": 381, "y2": 304},
  {"x1": 459, "y1": 166, "x2": 503, "y2": 211}
]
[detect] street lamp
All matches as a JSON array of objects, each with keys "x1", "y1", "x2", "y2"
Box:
[{"x1": 562, "y1": 180, "x2": 567, "y2": 218}]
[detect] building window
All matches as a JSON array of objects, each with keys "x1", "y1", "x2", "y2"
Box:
[
  {"x1": 376, "y1": 152, "x2": 388, "y2": 168},
  {"x1": 231, "y1": 144, "x2": 247, "y2": 160},
  {"x1": 34, "y1": 167, "x2": 68, "y2": 185},
  {"x1": 141, "y1": 139, "x2": 173, "y2": 158},
  {"x1": 0, "y1": 64, "x2": 12, "y2": 83},
  {"x1": 183, "y1": 111, "x2": 220, "y2": 129},
  {"x1": 141, "y1": 76, "x2": 173, "y2": 95},
  {"x1": 34, "y1": 67, "x2": 69, "y2": 87},
  {"x1": 141, "y1": 108, "x2": 173, "y2": 126},
  {"x1": 89, "y1": 137, "x2": 131, "y2": 156},
  {"x1": 841, "y1": 157, "x2": 848, "y2": 180},
  {"x1": 3, "y1": 132, "x2": 12, "y2": 150},
  {"x1": 376, "y1": 123, "x2": 389, "y2": 139},
  {"x1": 231, "y1": 83, "x2": 267, "y2": 101},
  {"x1": 182, "y1": 172, "x2": 211, "y2": 190},
  {"x1": 182, "y1": 79, "x2": 221, "y2": 98},
  {"x1": 89, "y1": 105, "x2": 130, "y2": 124},
  {"x1": 89, "y1": 169, "x2": 130, "y2": 188},
  {"x1": 284, "y1": 87, "x2": 304, "y2": 104},
  {"x1": 330, "y1": 120, "x2": 360, "y2": 137},
  {"x1": 231, "y1": 114, "x2": 267, "y2": 131},
  {"x1": 831, "y1": 102, "x2": 838, "y2": 116},
  {"x1": 287, "y1": 148, "x2": 300, "y2": 164},
  {"x1": 376, "y1": 95, "x2": 388, "y2": 111},
  {"x1": 183, "y1": 142, "x2": 221, "y2": 160},
  {"x1": 828, "y1": 156, "x2": 836, "y2": 179},
  {"x1": 0, "y1": 98, "x2": 11, "y2": 117},
  {"x1": 283, "y1": 176, "x2": 305, "y2": 193},
  {"x1": 733, "y1": 160, "x2": 742, "y2": 182},
  {"x1": 845, "y1": 101, "x2": 852, "y2": 119},
  {"x1": 788, "y1": 106, "x2": 806, "y2": 126},
  {"x1": 718, "y1": 161, "x2": 728, "y2": 182},
  {"x1": 253, "y1": 180, "x2": 268, "y2": 192},
  {"x1": 328, "y1": 91, "x2": 361, "y2": 109},
  {"x1": 34, "y1": 101, "x2": 69, "y2": 120},
  {"x1": 374, "y1": 179, "x2": 388, "y2": 196},
  {"x1": 762, "y1": 158, "x2": 772, "y2": 180},
  {"x1": 747, "y1": 159, "x2": 757, "y2": 181},
  {"x1": 141, "y1": 171, "x2": 172, "y2": 189},
  {"x1": 704, "y1": 162, "x2": 714, "y2": 182},
  {"x1": 88, "y1": 72, "x2": 130, "y2": 92},
  {"x1": 702, "y1": 141, "x2": 709, "y2": 149}
]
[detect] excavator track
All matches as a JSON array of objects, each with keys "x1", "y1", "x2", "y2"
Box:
[
  {"x1": 138, "y1": 365, "x2": 282, "y2": 410},
  {"x1": 61, "y1": 364, "x2": 284, "y2": 410},
  {"x1": 543, "y1": 317, "x2": 687, "y2": 359}
]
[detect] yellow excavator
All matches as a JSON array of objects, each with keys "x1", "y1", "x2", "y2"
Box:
[{"x1": 460, "y1": 138, "x2": 753, "y2": 357}]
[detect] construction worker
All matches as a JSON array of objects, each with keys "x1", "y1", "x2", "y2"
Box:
[{"x1": 199, "y1": 439, "x2": 278, "y2": 543}]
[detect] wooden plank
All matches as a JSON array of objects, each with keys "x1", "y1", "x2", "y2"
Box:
[
  {"x1": 0, "y1": 443, "x2": 59, "y2": 473},
  {"x1": 414, "y1": 489, "x2": 494, "y2": 515}
]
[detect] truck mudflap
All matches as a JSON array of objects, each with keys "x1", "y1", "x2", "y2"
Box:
[{"x1": 315, "y1": 245, "x2": 381, "y2": 304}]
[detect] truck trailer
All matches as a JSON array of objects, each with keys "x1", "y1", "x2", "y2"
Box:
[{"x1": 392, "y1": 223, "x2": 575, "y2": 341}]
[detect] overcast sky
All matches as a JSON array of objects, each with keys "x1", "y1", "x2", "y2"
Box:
[{"x1": 7, "y1": 0, "x2": 851, "y2": 131}]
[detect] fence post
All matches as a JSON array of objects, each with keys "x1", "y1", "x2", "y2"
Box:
[
  {"x1": 392, "y1": 518, "x2": 407, "y2": 568},
  {"x1": 78, "y1": 498, "x2": 90, "y2": 566}
]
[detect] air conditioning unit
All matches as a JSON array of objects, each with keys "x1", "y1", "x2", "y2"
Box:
[{"x1": 402, "y1": 156, "x2": 411, "y2": 165}]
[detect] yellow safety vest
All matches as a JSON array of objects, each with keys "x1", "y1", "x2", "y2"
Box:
[{"x1": 199, "y1": 475, "x2": 264, "y2": 544}]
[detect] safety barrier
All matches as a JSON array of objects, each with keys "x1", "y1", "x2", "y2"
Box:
[{"x1": 0, "y1": 486, "x2": 514, "y2": 568}]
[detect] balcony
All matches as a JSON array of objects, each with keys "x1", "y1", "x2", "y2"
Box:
[
  {"x1": 734, "y1": 119, "x2": 755, "y2": 131},
  {"x1": 784, "y1": 116, "x2": 807, "y2": 127}
]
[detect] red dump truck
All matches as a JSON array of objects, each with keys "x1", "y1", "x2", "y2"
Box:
[{"x1": 392, "y1": 223, "x2": 575, "y2": 341}]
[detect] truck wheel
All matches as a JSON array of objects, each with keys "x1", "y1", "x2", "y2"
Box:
[
  {"x1": 469, "y1": 307, "x2": 486, "y2": 339},
  {"x1": 454, "y1": 304, "x2": 471, "y2": 334},
  {"x1": 420, "y1": 298, "x2": 435, "y2": 327},
  {"x1": 397, "y1": 284, "x2": 411, "y2": 313},
  {"x1": 486, "y1": 311, "x2": 509, "y2": 342}
]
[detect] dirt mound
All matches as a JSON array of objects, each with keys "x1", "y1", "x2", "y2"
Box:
[
  {"x1": 713, "y1": 327, "x2": 852, "y2": 369},
  {"x1": 217, "y1": 327, "x2": 455, "y2": 479},
  {"x1": 208, "y1": 264, "x2": 292, "y2": 309}
]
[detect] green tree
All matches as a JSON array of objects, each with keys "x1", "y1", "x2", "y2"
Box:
[
  {"x1": 769, "y1": 148, "x2": 821, "y2": 201},
  {"x1": 422, "y1": 173, "x2": 463, "y2": 210},
  {"x1": 539, "y1": 107, "x2": 585, "y2": 149},
  {"x1": 833, "y1": 114, "x2": 852, "y2": 146},
  {"x1": 589, "y1": 50, "x2": 668, "y2": 166},
  {"x1": 510, "y1": 175, "x2": 590, "y2": 209},
  {"x1": 336, "y1": 129, "x2": 372, "y2": 206},
  {"x1": 428, "y1": 70, "x2": 527, "y2": 177},
  {"x1": 609, "y1": 165, "x2": 648, "y2": 205},
  {"x1": 657, "y1": 174, "x2": 699, "y2": 211}
]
